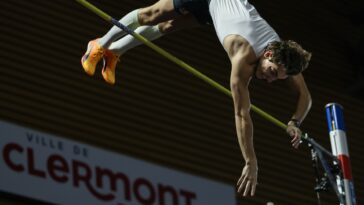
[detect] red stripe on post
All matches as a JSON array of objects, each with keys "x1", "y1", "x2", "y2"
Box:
[{"x1": 337, "y1": 155, "x2": 353, "y2": 180}]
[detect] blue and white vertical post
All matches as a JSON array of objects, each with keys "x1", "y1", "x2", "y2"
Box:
[{"x1": 325, "y1": 103, "x2": 356, "y2": 205}]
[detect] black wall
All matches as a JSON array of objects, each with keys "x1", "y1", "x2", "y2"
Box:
[{"x1": 1, "y1": 0, "x2": 363, "y2": 204}]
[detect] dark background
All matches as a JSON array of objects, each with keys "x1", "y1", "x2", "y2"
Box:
[{"x1": 0, "y1": 0, "x2": 363, "y2": 204}]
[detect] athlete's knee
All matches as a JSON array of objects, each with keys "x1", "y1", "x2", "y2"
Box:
[
  {"x1": 158, "y1": 20, "x2": 176, "y2": 33},
  {"x1": 138, "y1": 6, "x2": 164, "y2": 25}
]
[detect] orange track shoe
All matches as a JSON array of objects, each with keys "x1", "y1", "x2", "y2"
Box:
[
  {"x1": 102, "y1": 50, "x2": 120, "y2": 85},
  {"x1": 81, "y1": 39, "x2": 105, "y2": 76}
]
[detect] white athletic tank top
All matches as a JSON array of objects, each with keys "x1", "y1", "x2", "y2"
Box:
[{"x1": 209, "y1": 0, "x2": 280, "y2": 57}]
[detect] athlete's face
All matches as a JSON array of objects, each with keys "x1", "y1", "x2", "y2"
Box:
[{"x1": 255, "y1": 51, "x2": 288, "y2": 83}]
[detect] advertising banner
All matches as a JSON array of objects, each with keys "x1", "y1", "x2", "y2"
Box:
[{"x1": 0, "y1": 120, "x2": 235, "y2": 205}]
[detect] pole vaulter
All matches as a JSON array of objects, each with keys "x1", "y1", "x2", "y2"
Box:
[{"x1": 76, "y1": 0, "x2": 356, "y2": 204}]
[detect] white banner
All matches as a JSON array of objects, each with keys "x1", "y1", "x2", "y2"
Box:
[{"x1": 0, "y1": 120, "x2": 235, "y2": 205}]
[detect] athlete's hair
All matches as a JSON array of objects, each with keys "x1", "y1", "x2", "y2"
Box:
[{"x1": 266, "y1": 40, "x2": 312, "y2": 75}]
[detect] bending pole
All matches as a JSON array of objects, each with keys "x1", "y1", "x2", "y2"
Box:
[{"x1": 76, "y1": 0, "x2": 287, "y2": 130}]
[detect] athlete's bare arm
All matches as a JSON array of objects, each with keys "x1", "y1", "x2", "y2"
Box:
[
  {"x1": 286, "y1": 73, "x2": 312, "y2": 148},
  {"x1": 224, "y1": 35, "x2": 258, "y2": 197}
]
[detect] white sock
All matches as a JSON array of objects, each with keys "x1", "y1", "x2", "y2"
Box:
[
  {"x1": 98, "y1": 9, "x2": 140, "y2": 48},
  {"x1": 108, "y1": 25, "x2": 164, "y2": 55}
]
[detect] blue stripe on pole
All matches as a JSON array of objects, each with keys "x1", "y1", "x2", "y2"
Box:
[
  {"x1": 325, "y1": 103, "x2": 346, "y2": 131},
  {"x1": 325, "y1": 106, "x2": 333, "y2": 132}
]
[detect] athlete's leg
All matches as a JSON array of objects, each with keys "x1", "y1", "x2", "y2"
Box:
[
  {"x1": 138, "y1": 0, "x2": 180, "y2": 26},
  {"x1": 102, "y1": 13, "x2": 200, "y2": 84},
  {"x1": 108, "y1": 13, "x2": 200, "y2": 55},
  {"x1": 159, "y1": 13, "x2": 201, "y2": 33},
  {"x1": 82, "y1": 0, "x2": 179, "y2": 76},
  {"x1": 99, "y1": 0, "x2": 179, "y2": 49},
  {"x1": 98, "y1": 9, "x2": 141, "y2": 48},
  {"x1": 81, "y1": 8, "x2": 142, "y2": 75},
  {"x1": 83, "y1": 0, "x2": 202, "y2": 81}
]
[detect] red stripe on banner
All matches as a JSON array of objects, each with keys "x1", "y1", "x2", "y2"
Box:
[{"x1": 338, "y1": 155, "x2": 353, "y2": 180}]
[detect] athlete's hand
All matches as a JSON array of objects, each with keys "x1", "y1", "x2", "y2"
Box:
[
  {"x1": 237, "y1": 163, "x2": 258, "y2": 197},
  {"x1": 286, "y1": 125, "x2": 302, "y2": 149}
]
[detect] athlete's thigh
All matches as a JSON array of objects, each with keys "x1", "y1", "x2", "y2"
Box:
[
  {"x1": 172, "y1": 0, "x2": 212, "y2": 25},
  {"x1": 158, "y1": 13, "x2": 200, "y2": 33},
  {"x1": 139, "y1": 0, "x2": 179, "y2": 24}
]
